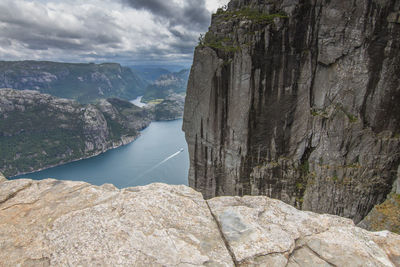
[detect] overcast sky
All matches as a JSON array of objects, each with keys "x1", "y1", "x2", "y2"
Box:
[{"x1": 0, "y1": 0, "x2": 230, "y2": 66}]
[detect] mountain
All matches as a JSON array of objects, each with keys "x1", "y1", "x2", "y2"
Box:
[
  {"x1": 142, "y1": 69, "x2": 190, "y2": 103},
  {"x1": 0, "y1": 89, "x2": 151, "y2": 177},
  {"x1": 129, "y1": 66, "x2": 171, "y2": 83},
  {"x1": 183, "y1": 0, "x2": 400, "y2": 225},
  {"x1": 0, "y1": 177, "x2": 399, "y2": 266},
  {"x1": 152, "y1": 95, "x2": 186, "y2": 121},
  {"x1": 0, "y1": 61, "x2": 147, "y2": 103}
]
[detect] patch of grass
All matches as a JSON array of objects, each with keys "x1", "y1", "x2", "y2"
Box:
[
  {"x1": 296, "y1": 183, "x2": 304, "y2": 190},
  {"x1": 198, "y1": 33, "x2": 240, "y2": 53},
  {"x1": 310, "y1": 108, "x2": 329, "y2": 118},
  {"x1": 370, "y1": 193, "x2": 400, "y2": 234},
  {"x1": 335, "y1": 104, "x2": 358, "y2": 123},
  {"x1": 215, "y1": 8, "x2": 288, "y2": 24},
  {"x1": 299, "y1": 161, "x2": 309, "y2": 174}
]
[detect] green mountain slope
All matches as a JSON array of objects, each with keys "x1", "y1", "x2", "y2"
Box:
[{"x1": 0, "y1": 89, "x2": 151, "y2": 177}]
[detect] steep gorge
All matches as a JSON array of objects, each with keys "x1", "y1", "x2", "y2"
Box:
[{"x1": 183, "y1": 0, "x2": 400, "y2": 223}]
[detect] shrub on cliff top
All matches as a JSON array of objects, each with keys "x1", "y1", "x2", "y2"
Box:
[{"x1": 214, "y1": 7, "x2": 288, "y2": 24}]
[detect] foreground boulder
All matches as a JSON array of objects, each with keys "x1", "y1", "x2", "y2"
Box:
[{"x1": 0, "y1": 177, "x2": 399, "y2": 266}]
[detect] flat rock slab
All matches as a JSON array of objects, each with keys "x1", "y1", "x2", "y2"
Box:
[
  {"x1": 208, "y1": 196, "x2": 400, "y2": 266},
  {"x1": 0, "y1": 179, "x2": 233, "y2": 266},
  {"x1": 0, "y1": 178, "x2": 399, "y2": 266}
]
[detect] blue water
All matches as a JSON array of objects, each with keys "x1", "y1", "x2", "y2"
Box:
[{"x1": 12, "y1": 119, "x2": 189, "y2": 188}]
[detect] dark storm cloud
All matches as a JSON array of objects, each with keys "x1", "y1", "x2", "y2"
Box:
[
  {"x1": 121, "y1": 0, "x2": 213, "y2": 62},
  {"x1": 0, "y1": 1, "x2": 123, "y2": 54},
  {"x1": 0, "y1": 0, "x2": 228, "y2": 64},
  {"x1": 123, "y1": 0, "x2": 210, "y2": 30}
]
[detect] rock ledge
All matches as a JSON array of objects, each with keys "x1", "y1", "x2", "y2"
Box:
[{"x1": 0, "y1": 177, "x2": 399, "y2": 266}]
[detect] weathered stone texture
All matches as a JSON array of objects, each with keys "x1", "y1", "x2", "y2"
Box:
[
  {"x1": 183, "y1": 0, "x2": 400, "y2": 223},
  {"x1": 0, "y1": 178, "x2": 399, "y2": 266}
]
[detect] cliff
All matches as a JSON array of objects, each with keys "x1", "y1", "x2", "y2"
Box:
[
  {"x1": 183, "y1": 0, "x2": 400, "y2": 223},
  {"x1": 0, "y1": 61, "x2": 147, "y2": 103},
  {"x1": 0, "y1": 175, "x2": 399, "y2": 266},
  {"x1": 0, "y1": 89, "x2": 151, "y2": 177},
  {"x1": 359, "y1": 175, "x2": 400, "y2": 234}
]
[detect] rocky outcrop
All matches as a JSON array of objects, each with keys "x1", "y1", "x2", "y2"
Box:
[
  {"x1": 0, "y1": 89, "x2": 151, "y2": 177},
  {"x1": 0, "y1": 61, "x2": 147, "y2": 103},
  {"x1": 152, "y1": 94, "x2": 186, "y2": 121},
  {"x1": 0, "y1": 177, "x2": 399, "y2": 266},
  {"x1": 359, "y1": 173, "x2": 400, "y2": 234},
  {"x1": 142, "y1": 69, "x2": 189, "y2": 103},
  {"x1": 359, "y1": 192, "x2": 400, "y2": 234},
  {"x1": 183, "y1": 0, "x2": 400, "y2": 223}
]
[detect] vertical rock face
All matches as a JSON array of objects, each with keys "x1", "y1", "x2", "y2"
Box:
[{"x1": 183, "y1": 0, "x2": 400, "y2": 222}]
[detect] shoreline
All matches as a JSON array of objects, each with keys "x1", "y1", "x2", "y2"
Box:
[
  {"x1": 8, "y1": 118, "x2": 184, "y2": 180},
  {"x1": 9, "y1": 133, "x2": 140, "y2": 179}
]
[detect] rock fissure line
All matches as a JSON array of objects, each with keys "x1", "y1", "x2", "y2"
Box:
[
  {"x1": 0, "y1": 182, "x2": 32, "y2": 205},
  {"x1": 303, "y1": 244, "x2": 338, "y2": 267},
  {"x1": 205, "y1": 200, "x2": 239, "y2": 266},
  {"x1": 0, "y1": 180, "x2": 399, "y2": 265},
  {"x1": 1, "y1": 199, "x2": 40, "y2": 211},
  {"x1": 239, "y1": 250, "x2": 290, "y2": 265}
]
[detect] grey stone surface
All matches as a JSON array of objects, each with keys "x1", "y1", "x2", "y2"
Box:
[
  {"x1": 0, "y1": 179, "x2": 233, "y2": 266},
  {"x1": 0, "y1": 178, "x2": 399, "y2": 266},
  {"x1": 183, "y1": 0, "x2": 400, "y2": 223},
  {"x1": 208, "y1": 195, "x2": 400, "y2": 266}
]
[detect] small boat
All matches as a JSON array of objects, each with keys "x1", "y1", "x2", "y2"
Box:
[{"x1": 179, "y1": 148, "x2": 184, "y2": 152}]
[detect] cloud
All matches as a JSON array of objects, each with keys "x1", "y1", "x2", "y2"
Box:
[
  {"x1": 0, "y1": 0, "x2": 230, "y2": 65},
  {"x1": 123, "y1": 0, "x2": 209, "y2": 30}
]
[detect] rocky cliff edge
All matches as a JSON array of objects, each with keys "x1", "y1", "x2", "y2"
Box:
[
  {"x1": 0, "y1": 173, "x2": 399, "y2": 266},
  {"x1": 183, "y1": 0, "x2": 400, "y2": 224}
]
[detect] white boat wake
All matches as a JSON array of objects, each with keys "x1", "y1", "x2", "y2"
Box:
[
  {"x1": 121, "y1": 148, "x2": 184, "y2": 187},
  {"x1": 148, "y1": 150, "x2": 182, "y2": 172}
]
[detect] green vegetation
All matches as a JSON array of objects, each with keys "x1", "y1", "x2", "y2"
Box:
[
  {"x1": 214, "y1": 7, "x2": 288, "y2": 23},
  {"x1": 198, "y1": 7, "x2": 287, "y2": 53},
  {"x1": 311, "y1": 108, "x2": 329, "y2": 118},
  {"x1": 0, "y1": 92, "x2": 148, "y2": 177},
  {"x1": 368, "y1": 193, "x2": 400, "y2": 234},
  {"x1": 298, "y1": 161, "x2": 310, "y2": 174},
  {"x1": 335, "y1": 104, "x2": 358, "y2": 123},
  {"x1": 0, "y1": 103, "x2": 86, "y2": 176},
  {"x1": 198, "y1": 33, "x2": 240, "y2": 53}
]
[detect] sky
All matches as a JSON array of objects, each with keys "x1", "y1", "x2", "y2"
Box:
[{"x1": 0, "y1": 0, "x2": 230, "y2": 66}]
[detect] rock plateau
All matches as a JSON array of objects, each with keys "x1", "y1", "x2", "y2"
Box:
[{"x1": 0, "y1": 174, "x2": 399, "y2": 266}]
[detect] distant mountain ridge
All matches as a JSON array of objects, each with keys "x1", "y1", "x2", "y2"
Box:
[
  {"x1": 129, "y1": 66, "x2": 171, "y2": 83},
  {"x1": 0, "y1": 61, "x2": 147, "y2": 103}
]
